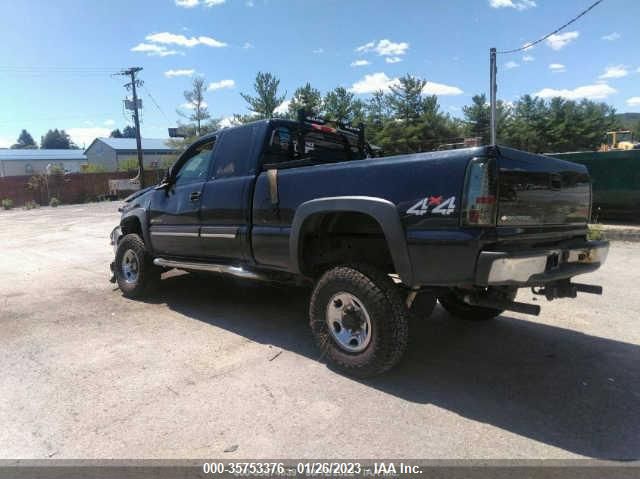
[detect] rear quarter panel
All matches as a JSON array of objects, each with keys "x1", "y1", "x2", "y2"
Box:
[{"x1": 251, "y1": 148, "x2": 480, "y2": 271}]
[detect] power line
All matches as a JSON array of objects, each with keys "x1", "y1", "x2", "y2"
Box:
[
  {"x1": 0, "y1": 65, "x2": 121, "y2": 71},
  {"x1": 497, "y1": 0, "x2": 604, "y2": 54},
  {"x1": 142, "y1": 84, "x2": 172, "y2": 125}
]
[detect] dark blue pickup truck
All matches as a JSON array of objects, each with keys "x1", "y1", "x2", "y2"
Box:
[{"x1": 110, "y1": 114, "x2": 608, "y2": 377}]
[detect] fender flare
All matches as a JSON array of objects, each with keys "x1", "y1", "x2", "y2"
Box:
[
  {"x1": 120, "y1": 208, "x2": 151, "y2": 250},
  {"x1": 289, "y1": 196, "x2": 414, "y2": 285}
]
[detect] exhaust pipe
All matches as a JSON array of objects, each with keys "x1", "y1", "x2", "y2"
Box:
[{"x1": 153, "y1": 258, "x2": 268, "y2": 282}]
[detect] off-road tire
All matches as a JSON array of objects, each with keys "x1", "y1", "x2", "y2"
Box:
[
  {"x1": 115, "y1": 233, "x2": 161, "y2": 298},
  {"x1": 438, "y1": 289, "x2": 514, "y2": 321},
  {"x1": 309, "y1": 264, "x2": 409, "y2": 378}
]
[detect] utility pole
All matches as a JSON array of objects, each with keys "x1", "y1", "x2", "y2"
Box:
[
  {"x1": 116, "y1": 67, "x2": 145, "y2": 188},
  {"x1": 489, "y1": 48, "x2": 497, "y2": 146}
]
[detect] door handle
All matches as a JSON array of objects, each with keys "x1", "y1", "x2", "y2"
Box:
[{"x1": 189, "y1": 191, "x2": 201, "y2": 202}]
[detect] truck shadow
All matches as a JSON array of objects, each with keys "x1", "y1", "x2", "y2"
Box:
[{"x1": 151, "y1": 272, "x2": 640, "y2": 460}]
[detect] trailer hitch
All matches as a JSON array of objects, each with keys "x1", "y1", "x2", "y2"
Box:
[{"x1": 532, "y1": 280, "x2": 603, "y2": 301}]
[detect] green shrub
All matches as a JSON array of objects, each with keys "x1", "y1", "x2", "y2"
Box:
[
  {"x1": 24, "y1": 200, "x2": 39, "y2": 210},
  {"x1": 1, "y1": 198, "x2": 14, "y2": 210},
  {"x1": 49, "y1": 197, "x2": 61, "y2": 208}
]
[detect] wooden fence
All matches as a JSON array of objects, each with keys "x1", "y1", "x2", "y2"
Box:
[{"x1": 0, "y1": 170, "x2": 163, "y2": 207}]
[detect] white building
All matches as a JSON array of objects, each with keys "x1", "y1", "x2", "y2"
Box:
[
  {"x1": 84, "y1": 138, "x2": 177, "y2": 172},
  {"x1": 0, "y1": 149, "x2": 87, "y2": 177}
]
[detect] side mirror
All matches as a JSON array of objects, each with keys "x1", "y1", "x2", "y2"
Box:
[{"x1": 154, "y1": 167, "x2": 174, "y2": 190}]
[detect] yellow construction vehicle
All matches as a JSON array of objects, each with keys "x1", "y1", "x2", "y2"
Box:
[{"x1": 599, "y1": 130, "x2": 640, "y2": 151}]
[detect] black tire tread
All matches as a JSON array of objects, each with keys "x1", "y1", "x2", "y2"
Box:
[
  {"x1": 115, "y1": 233, "x2": 160, "y2": 298},
  {"x1": 309, "y1": 263, "x2": 409, "y2": 377}
]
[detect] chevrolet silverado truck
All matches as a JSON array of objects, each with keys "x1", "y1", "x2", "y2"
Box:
[{"x1": 109, "y1": 113, "x2": 609, "y2": 377}]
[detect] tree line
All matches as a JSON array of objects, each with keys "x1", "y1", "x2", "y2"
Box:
[
  {"x1": 176, "y1": 71, "x2": 632, "y2": 155},
  {"x1": 8, "y1": 126, "x2": 137, "y2": 150},
  {"x1": 9, "y1": 71, "x2": 637, "y2": 155}
]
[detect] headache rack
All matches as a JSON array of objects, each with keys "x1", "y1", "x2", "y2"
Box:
[{"x1": 296, "y1": 108, "x2": 374, "y2": 159}]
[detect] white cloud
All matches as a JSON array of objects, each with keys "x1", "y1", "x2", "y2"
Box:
[
  {"x1": 546, "y1": 31, "x2": 579, "y2": 50},
  {"x1": 104, "y1": 119, "x2": 116, "y2": 126},
  {"x1": 245, "y1": 0, "x2": 254, "y2": 6},
  {"x1": 219, "y1": 116, "x2": 240, "y2": 128},
  {"x1": 0, "y1": 137, "x2": 12, "y2": 148},
  {"x1": 355, "y1": 39, "x2": 409, "y2": 57},
  {"x1": 423, "y1": 81, "x2": 463, "y2": 96},
  {"x1": 66, "y1": 127, "x2": 111, "y2": 149},
  {"x1": 602, "y1": 32, "x2": 621, "y2": 41},
  {"x1": 599, "y1": 65, "x2": 629, "y2": 79},
  {"x1": 351, "y1": 59, "x2": 370, "y2": 67},
  {"x1": 164, "y1": 68, "x2": 195, "y2": 78},
  {"x1": 549, "y1": 63, "x2": 566, "y2": 72},
  {"x1": 208, "y1": 79, "x2": 235, "y2": 91},
  {"x1": 175, "y1": 0, "x2": 225, "y2": 7},
  {"x1": 375, "y1": 39, "x2": 409, "y2": 56},
  {"x1": 522, "y1": 54, "x2": 534, "y2": 62},
  {"x1": 355, "y1": 41, "x2": 375, "y2": 53},
  {"x1": 175, "y1": 0, "x2": 199, "y2": 7},
  {"x1": 350, "y1": 72, "x2": 399, "y2": 94},
  {"x1": 274, "y1": 99, "x2": 291, "y2": 115},
  {"x1": 145, "y1": 32, "x2": 227, "y2": 48},
  {"x1": 534, "y1": 83, "x2": 616, "y2": 100},
  {"x1": 504, "y1": 60, "x2": 519, "y2": 69},
  {"x1": 313, "y1": 48, "x2": 324, "y2": 54},
  {"x1": 181, "y1": 101, "x2": 208, "y2": 110},
  {"x1": 350, "y1": 73, "x2": 462, "y2": 97},
  {"x1": 242, "y1": 42, "x2": 254, "y2": 49},
  {"x1": 626, "y1": 97, "x2": 640, "y2": 107},
  {"x1": 131, "y1": 43, "x2": 180, "y2": 57},
  {"x1": 489, "y1": 0, "x2": 536, "y2": 10},
  {"x1": 385, "y1": 56, "x2": 403, "y2": 64}
]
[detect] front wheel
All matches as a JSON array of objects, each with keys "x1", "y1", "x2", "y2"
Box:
[
  {"x1": 114, "y1": 233, "x2": 160, "y2": 298},
  {"x1": 309, "y1": 264, "x2": 409, "y2": 378}
]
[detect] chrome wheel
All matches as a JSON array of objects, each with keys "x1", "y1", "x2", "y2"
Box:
[
  {"x1": 326, "y1": 292, "x2": 372, "y2": 353},
  {"x1": 121, "y1": 249, "x2": 139, "y2": 284}
]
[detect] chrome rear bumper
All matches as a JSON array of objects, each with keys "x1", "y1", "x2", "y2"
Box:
[{"x1": 476, "y1": 240, "x2": 609, "y2": 286}]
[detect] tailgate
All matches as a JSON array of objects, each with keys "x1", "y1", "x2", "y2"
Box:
[{"x1": 496, "y1": 147, "x2": 591, "y2": 226}]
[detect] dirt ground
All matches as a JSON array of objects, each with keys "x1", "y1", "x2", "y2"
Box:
[{"x1": 1, "y1": 202, "x2": 638, "y2": 460}]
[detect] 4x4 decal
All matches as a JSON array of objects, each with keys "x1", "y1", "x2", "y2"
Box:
[{"x1": 406, "y1": 195, "x2": 456, "y2": 216}]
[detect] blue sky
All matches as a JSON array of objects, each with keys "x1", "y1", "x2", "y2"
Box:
[{"x1": 1, "y1": 0, "x2": 639, "y2": 148}]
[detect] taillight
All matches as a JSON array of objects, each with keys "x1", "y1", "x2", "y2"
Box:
[{"x1": 462, "y1": 157, "x2": 497, "y2": 226}]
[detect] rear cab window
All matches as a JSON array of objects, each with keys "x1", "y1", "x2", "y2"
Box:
[{"x1": 263, "y1": 122, "x2": 364, "y2": 168}]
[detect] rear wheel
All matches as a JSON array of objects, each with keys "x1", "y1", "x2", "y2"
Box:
[
  {"x1": 309, "y1": 264, "x2": 409, "y2": 378},
  {"x1": 115, "y1": 234, "x2": 160, "y2": 298},
  {"x1": 438, "y1": 288, "x2": 516, "y2": 321}
]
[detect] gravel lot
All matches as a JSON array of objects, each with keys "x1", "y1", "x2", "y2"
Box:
[{"x1": 1, "y1": 202, "x2": 639, "y2": 460}]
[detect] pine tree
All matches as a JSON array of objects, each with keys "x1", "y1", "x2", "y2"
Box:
[
  {"x1": 240, "y1": 72, "x2": 286, "y2": 120},
  {"x1": 288, "y1": 83, "x2": 322, "y2": 118},
  {"x1": 11, "y1": 129, "x2": 37, "y2": 149}
]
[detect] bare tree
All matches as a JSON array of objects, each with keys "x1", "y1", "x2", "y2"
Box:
[{"x1": 179, "y1": 77, "x2": 211, "y2": 136}]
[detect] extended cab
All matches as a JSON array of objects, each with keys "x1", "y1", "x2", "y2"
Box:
[{"x1": 110, "y1": 114, "x2": 608, "y2": 377}]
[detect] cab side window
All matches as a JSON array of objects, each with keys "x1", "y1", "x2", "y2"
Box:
[
  {"x1": 213, "y1": 126, "x2": 256, "y2": 178},
  {"x1": 174, "y1": 140, "x2": 215, "y2": 186}
]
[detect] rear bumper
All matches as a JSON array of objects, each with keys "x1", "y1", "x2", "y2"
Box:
[{"x1": 475, "y1": 240, "x2": 609, "y2": 286}]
